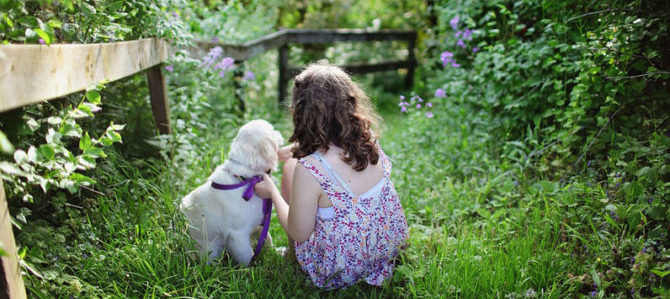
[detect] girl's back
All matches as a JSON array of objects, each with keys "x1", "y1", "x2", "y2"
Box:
[{"x1": 294, "y1": 145, "x2": 408, "y2": 289}]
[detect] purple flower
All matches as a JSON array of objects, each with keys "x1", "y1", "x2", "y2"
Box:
[
  {"x1": 216, "y1": 57, "x2": 235, "y2": 70},
  {"x1": 648, "y1": 198, "x2": 653, "y2": 204},
  {"x1": 457, "y1": 39, "x2": 466, "y2": 48},
  {"x1": 165, "y1": 65, "x2": 174, "y2": 72},
  {"x1": 435, "y1": 88, "x2": 446, "y2": 98},
  {"x1": 400, "y1": 95, "x2": 405, "y2": 100},
  {"x1": 590, "y1": 290, "x2": 597, "y2": 297},
  {"x1": 425, "y1": 112, "x2": 434, "y2": 118},
  {"x1": 427, "y1": 102, "x2": 433, "y2": 108},
  {"x1": 587, "y1": 161, "x2": 592, "y2": 167},
  {"x1": 643, "y1": 247, "x2": 647, "y2": 253},
  {"x1": 243, "y1": 70, "x2": 255, "y2": 81},
  {"x1": 473, "y1": 47, "x2": 480, "y2": 53},
  {"x1": 400, "y1": 106, "x2": 407, "y2": 113},
  {"x1": 450, "y1": 16, "x2": 460, "y2": 31},
  {"x1": 215, "y1": 57, "x2": 236, "y2": 76},
  {"x1": 39, "y1": 38, "x2": 45, "y2": 45},
  {"x1": 455, "y1": 30, "x2": 462, "y2": 37},
  {"x1": 212, "y1": 37, "x2": 220, "y2": 43},
  {"x1": 452, "y1": 62, "x2": 461, "y2": 68},
  {"x1": 416, "y1": 104, "x2": 421, "y2": 109},
  {"x1": 171, "y1": 11, "x2": 179, "y2": 18},
  {"x1": 417, "y1": 97, "x2": 424, "y2": 103},
  {"x1": 441, "y1": 51, "x2": 454, "y2": 66},
  {"x1": 462, "y1": 28, "x2": 473, "y2": 40},
  {"x1": 201, "y1": 46, "x2": 223, "y2": 68}
]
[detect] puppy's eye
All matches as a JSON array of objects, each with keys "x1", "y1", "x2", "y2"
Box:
[{"x1": 266, "y1": 169, "x2": 271, "y2": 174}]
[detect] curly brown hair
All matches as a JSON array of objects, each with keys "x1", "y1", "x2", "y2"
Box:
[{"x1": 288, "y1": 62, "x2": 380, "y2": 171}]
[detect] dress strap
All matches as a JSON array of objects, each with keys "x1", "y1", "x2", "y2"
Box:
[
  {"x1": 312, "y1": 152, "x2": 355, "y2": 195},
  {"x1": 297, "y1": 154, "x2": 337, "y2": 195}
]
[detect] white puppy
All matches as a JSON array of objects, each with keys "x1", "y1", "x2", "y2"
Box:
[{"x1": 180, "y1": 119, "x2": 283, "y2": 265}]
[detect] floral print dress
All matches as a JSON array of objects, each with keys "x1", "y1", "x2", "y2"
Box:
[{"x1": 294, "y1": 147, "x2": 409, "y2": 289}]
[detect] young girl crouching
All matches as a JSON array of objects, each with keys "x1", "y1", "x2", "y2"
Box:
[{"x1": 254, "y1": 62, "x2": 408, "y2": 289}]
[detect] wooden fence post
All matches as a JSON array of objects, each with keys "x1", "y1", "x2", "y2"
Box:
[
  {"x1": 233, "y1": 65, "x2": 245, "y2": 112},
  {"x1": 278, "y1": 45, "x2": 289, "y2": 104},
  {"x1": 0, "y1": 181, "x2": 27, "y2": 299},
  {"x1": 146, "y1": 65, "x2": 172, "y2": 135},
  {"x1": 405, "y1": 36, "x2": 416, "y2": 90}
]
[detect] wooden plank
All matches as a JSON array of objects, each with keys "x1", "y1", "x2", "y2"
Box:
[
  {"x1": 0, "y1": 181, "x2": 27, "y2": 299},
  {"x1": 196, "y1": 31, "x2": 288, "y2": 61},
  {"x1": 146, "y1": 65, "x2": 171, "y2": 135},
  {"x1": 287, "y1": 60, "x2": 417, "y2": 77},
  {"x1": 285, "y1": 29, "x2": 416, "y2": 44},
  {"x1": 194, "y1": 29, "x2": 415, "y2": 61},
  {"x1": 278, "y1": 45, "x2": 289, "y2": 103},
  {"x1": 0, "y1": 38, "x2": 171, "y2": 112}
]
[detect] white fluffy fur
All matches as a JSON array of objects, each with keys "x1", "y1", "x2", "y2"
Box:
[{"x1": 180, "y1": 119, "x2": 284, "y2": 265}]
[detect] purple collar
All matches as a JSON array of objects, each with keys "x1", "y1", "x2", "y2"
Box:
[
  {"x1": 210, "y1": 175, "x2": 263, "y2": 201},
  {"x1": 210, "y1": 175, "x2": 272, "y2": 262}
]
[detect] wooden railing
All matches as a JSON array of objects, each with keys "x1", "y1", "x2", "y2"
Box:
[
  {"x1": 0, "y1": 38, "x2": 173, "y2": 299},
  {"x1": 0, "y1": 38, "x2": 173, "y2": 134},
  {"x1": 197, "y1": 29, "x2": 417, "y2": 103},
  {"x1": 0, "y1": 28, "x2": 416, "y2": 299}
]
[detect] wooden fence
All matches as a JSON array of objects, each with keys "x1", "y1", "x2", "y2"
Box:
[
  {"x1": 197, "y1": 28, "x2": 417, "y2": 103},
  {"x1": 0, "y1": 28, "x2": 416, "y2": 298},
  {"x1": 0, "y1": 38, "x2": 173, "y2": 299}
]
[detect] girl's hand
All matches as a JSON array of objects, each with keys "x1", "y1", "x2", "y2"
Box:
[
  {"x1": 254, "y1": 173, "x2": 279, "y2": 199},
  {"x1": 277, "y1": 144, "x2": 295, "y2": 162}
]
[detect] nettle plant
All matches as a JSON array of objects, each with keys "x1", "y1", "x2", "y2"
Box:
[{"x1": 0, "y1": 85, "x2": 123, "y2": 202}]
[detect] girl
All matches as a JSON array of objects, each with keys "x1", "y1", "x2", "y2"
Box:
[{"x1": 254, "y1": 62, "x2": 408, "y2": 289}]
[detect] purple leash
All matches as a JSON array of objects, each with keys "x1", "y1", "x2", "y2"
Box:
[{"x1": 211, "y1": 175, "x2": 272, "y2": 261}]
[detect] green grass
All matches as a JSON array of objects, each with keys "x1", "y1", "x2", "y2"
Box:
[{"x1": 14, "y1": 79, "x2": 654, "y2": 298}]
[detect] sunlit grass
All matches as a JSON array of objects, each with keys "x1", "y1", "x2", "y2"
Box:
[{"x1": 18, "y1": 76, "x2": 650, "y2": 298}]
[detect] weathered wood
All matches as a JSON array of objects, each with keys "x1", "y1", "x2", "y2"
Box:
[
  {"x1": 0, "y1": 182, "x2": 27, "y2": 299},
  {"x1": 195, "y1": 29, "x2": 415, "y2": 61},
  {"x1": 196, "y1": 31, "x2": 288, "y2": 61},
  {"x1": 278, "y1": 45, "x2": 289, "y2": 103},
  {"x1": 285, "y1": 29, "x2": 416, "y2": 44},
  {"x1": 0, "y1": 38, "x2": 171, "y2": 112},
  {"x1": 405, "y1": 38, "x2": 416, "y2": 89},
  {"x1": 146, "y1": 65, "x2": 171, "y2": 135},
  {"x1": 287, "y1": 60, "x2": 417, "y2": 77},
  {"x1": 232, "y1": 66, "x2": 245, "y2": 112}
]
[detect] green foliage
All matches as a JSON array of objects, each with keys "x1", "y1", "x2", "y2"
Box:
[
  {"x1": 429, "y1": 0, "x2": 670, "y2": 173},
  {"x1": 3, "y1": 0, "x2": 669, "y2": 297},
  {"x1": 0, "y1": 84, "x2": 123, "y2": 202},
  {"x1": 420, "y1": 0, "x2": 670, "y2": 296},
  {"x1": 194, "y1": 0, "x2": 278, "y2": 43},
  {"x1": 0, "y1": 0, "x2": 191, "y2": 44}
]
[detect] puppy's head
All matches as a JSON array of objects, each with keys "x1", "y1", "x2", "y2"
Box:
[{"x1": 227, "y1": 119, "x2": 284, "y2": 177}]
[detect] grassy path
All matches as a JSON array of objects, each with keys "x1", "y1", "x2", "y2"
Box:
[{"x1": 20, "y1": 94, "x2": 577, "y2": 298}]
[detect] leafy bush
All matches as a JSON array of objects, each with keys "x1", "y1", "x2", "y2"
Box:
[{"x1": 420, "y1": 0, "x2": 670, "y2": 296}]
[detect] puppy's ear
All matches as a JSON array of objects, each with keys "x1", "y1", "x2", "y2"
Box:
[
  {"x1": 258, "y1": 133, "x2": 281, "y2": 172},
  {"x1": 273, "y1": 130, "x2": 284, "y2": 148}
]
